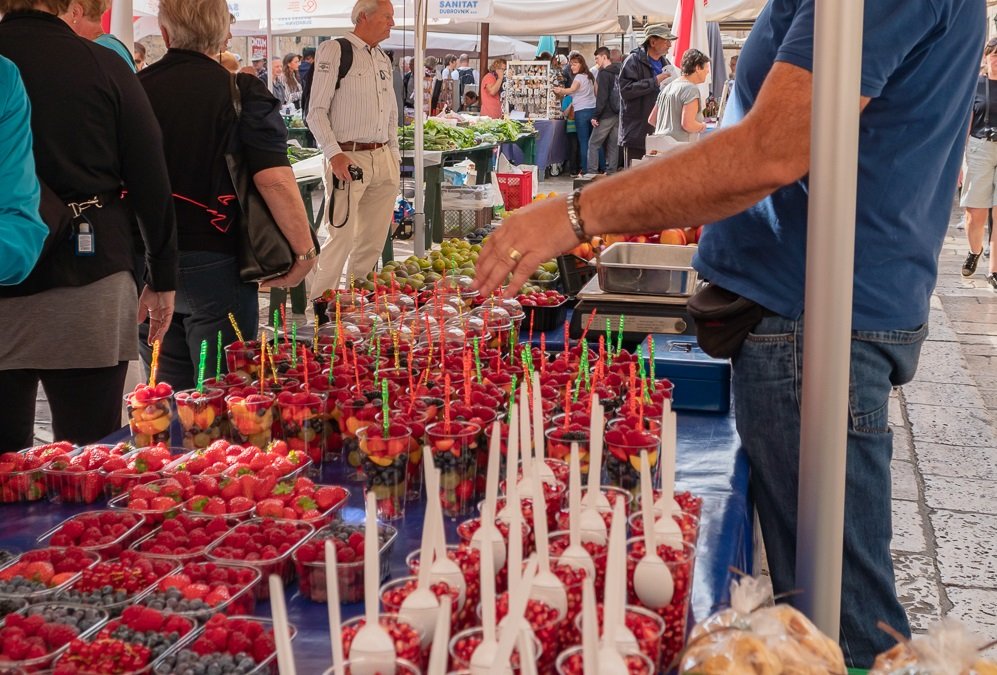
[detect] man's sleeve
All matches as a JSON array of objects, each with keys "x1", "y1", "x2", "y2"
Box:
[
  {"x1": 307, "y1": 39, "x2": 344, "y2": 160},
  {"x1": 0, "y1": 61, "x2": 46, "y2": 286},
  {"x1": 618, "y1": 56, "x2": 657, "y2": 101},
  {"x1": 776, "y1": 0, "x2": 941, "y2": 99}
]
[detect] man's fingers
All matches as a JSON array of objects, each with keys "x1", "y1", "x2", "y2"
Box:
[{"x1": 503, "y1": 252, "x2": 545, "y2": 299}]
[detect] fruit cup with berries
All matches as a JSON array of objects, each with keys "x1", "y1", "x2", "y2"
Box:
[
  {"x1": 43, "y1": 443, "x2": 130, "y2": 504},
  {"x1": 567, "y1": 603, "x2": 666, "y2": 670},
  {"x1": 426, "y1": 420, "x2": 481, "y2": 518},
  {"x1": 55, "y1": 551, "x2": 179, "y2": 615},
  {"x1": 226, "y1": 392, "x2": 276, "y2": 448},
  {"x1": 556, "y1": 645, "x2": 654, "y2": 675},
  {"x1": 204, "y1": 519, "x2": 314, "y2": 598},
  {"x1": 153, "y1": 614, "x2": 288, "y2": 675},
  {"x1": 0, "y1": 547, "x2": 99, "y2": 602},
  {"x1": 604, "y1": 427, "x2": 661, "y2": 496},
  {"x1": 0, "y1": 603, "x2": 109, "y2": 670},
  {"x1": 276, "y1": 391, "x2": 327, "y2": 466},
  {"x1": 546, "y1": 413, "x2": 592, "y2": 476},
  {"x1": 38, "y1": 510, "x2": 145, "y2": 559},
  {"x1": 449, "y1": 626, "x2": 542, "y2": 673},
  {"x1": 357, "y1": 423, "x2": 410, "y2": 521},
  {"x1": 294, "y1": 522, "x2": 397, "y2": 604},
  {"x1": 340, "y1": 614, "x2": 423, "y2": 668},
  {"x1": 125, "y1": 383, "x2": 174, "y2": 447},
  {"x1": 224, "y1": 340, "x2": 261, "y2": 381},
  {"x1": 175, "y1": 389, "x2": 225, "y2": 450},
  {"x1": 141, "y1": 562, "x2": 261, "y2": 621}
]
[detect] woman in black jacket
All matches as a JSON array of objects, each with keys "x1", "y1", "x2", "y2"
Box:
[{"x1": 0, "y1": 0, "x2": 177, "y2": 451}]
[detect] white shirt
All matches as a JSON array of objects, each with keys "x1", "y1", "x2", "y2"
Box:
[{"x1": 307, "y1": 33, "x2": 399, "y2": 161}]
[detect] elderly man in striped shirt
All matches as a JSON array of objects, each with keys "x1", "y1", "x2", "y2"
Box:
[{"x1": 307, "y1": 0, "x2": 399, "y2": 294}]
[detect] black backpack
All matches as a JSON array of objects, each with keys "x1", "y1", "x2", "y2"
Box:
[{"x1": 302, "y1": 37, "x2": 354, "y2": 128}]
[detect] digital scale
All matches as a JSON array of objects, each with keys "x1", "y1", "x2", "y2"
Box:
[{"x1": 569, "y1": 275, "x2": 697, "y2": 342}]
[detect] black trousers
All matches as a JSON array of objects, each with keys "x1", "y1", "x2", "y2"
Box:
[{"x1": 0, "y1": 362, "x2": 130, "y2": 452}]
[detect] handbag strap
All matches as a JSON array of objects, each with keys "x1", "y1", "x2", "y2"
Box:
[
  {"x1": 986, "y1": 77, "x2": 991, "y2": 128},
  {"x1": 229, "y1": 73, "x2": 243, "y2": 121}
]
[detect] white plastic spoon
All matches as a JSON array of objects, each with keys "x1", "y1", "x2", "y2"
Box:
[
  {"x1": 425, "y1": 465, "x2": 466, "y2": 607},
  {"x1": 470, "y1": 502, "x2": 499, "y2": 672},
  {"x1": 581, "y1": 576, "x2": 598, "y2": 675},
  {"x1": 558, "y1": 442, "x2": 595, "y2": 578},
  {"x1": 426, "y1": 596, "x2": 452, "y2": 675},
  {"x1": 633, "y1": 451, "x2": 674, "y2": 609},
  {"x1": 471, "y1": 422, "x2": 506, "y2": 572},
  {"x1": 517, "y1": 626, "x2": 539, "y2": 675},
  {"x1": 349, "y1": 492, "x2": 397, "y2": 675},
  {"x1": 506, "y1": 450, "x2": 524, "y2": 597},
  {"x1": 399, "y1": 486, "x2": 440, "y2": 648},
  {"x1": 530, "y1": 374, "x2": 556, "y2": 484},
  {"x1": 497, "y1": 402, "x2": 519, "y2": 525},
  {"x1": 580, "y1": 397, "x2": 609, "y2": 544},
  {"x1": 492, "y1": 557, "x2": 539, "y2": 672},
  {"x1": 269, "y1": 575, "x2": 298, "y2": 675},
  {"x1": 324, "y1": 541, "x2": 345, "y2": 675},
  {"x1": 654, "y1": 398, "x2": 682, "y2": 517},
  {"x1": 528, "y1": 467, "x2": 567, "y2": 619},
  {"x1": 604, "y1": 499, "x2": 638, "y2": 655}
]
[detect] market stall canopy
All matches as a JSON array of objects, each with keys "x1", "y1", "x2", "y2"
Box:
[
  {"x1": 381, "y1": 31, "x2": 537, "y2": 59},
  {"x1": 620, "y1": 0, "x2": 766, "y2": 22}
]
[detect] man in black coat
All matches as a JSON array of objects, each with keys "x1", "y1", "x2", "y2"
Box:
[{"x1": 619, "y1": 24, "x2": 677, "y2": 165}]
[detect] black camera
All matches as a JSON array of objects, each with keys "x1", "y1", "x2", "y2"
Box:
[
  {"x1": 984, "y1": 128, "x2": 997, "y2": 142},
  {"x1": 348, "y1": 164, "x2": 364, "y2": 181}
]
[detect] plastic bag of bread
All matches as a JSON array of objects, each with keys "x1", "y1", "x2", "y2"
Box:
[
  {"x1": 871, "y1": 619, "x2": 997, "y2": 675},
  {"x1": 679, "y1": 575, "x2": 846, "y2": 675}
]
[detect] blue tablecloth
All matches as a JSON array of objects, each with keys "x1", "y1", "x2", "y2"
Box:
[
  {"x1": 0, "y1": 353, "x2": 750, "y2": 674},
  {"x1": 502, "y1": 119, "x2": 568, "y2": 173}
]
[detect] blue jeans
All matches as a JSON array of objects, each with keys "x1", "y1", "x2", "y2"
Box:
[
  {"x1": 732, "y1": 314, "x2": 927, "y2": 668},
  {"x1": 139, "y1": 251, "x2": 259, "y2": 391},
  {"x1": 574, "y1": 108, "x2": 595, "y2": 173}
]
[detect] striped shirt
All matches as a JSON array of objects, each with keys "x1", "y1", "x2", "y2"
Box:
[{"x1": 307, "y1": 32, "x2": 399, "y2": 161}]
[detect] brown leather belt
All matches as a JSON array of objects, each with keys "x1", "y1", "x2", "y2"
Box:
[{"x1": 341, "y1": 141, "x2": 386, "y2": 151}]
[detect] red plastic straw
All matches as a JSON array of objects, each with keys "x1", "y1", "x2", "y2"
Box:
[
  {"x1": 463, "y1": 351, "x2": 472, "y2": 407},
  {"x1": 352, "y1": 345, "x2": 361, "y2": 394},
  {"x1": 302, "y1": 348, "x2": 310, "y2": 395},
  {"x1": 444, "y1": 374, "x2": 452, "y2": 433},
  {"x1": 563, "y1": 384, "x2": 571, "y2": 430},
  {"x1": 540, "y1": 334, "x2": 547, "y2": 377},
  {"x1": 578, "y1": 308, "x2": 598, "y2": 342},
  {"x1": 563, "y1": 321, "x2": 570, "y2": 365},
  {"x1": 629, "y1": 362, "x2": 637, "y2": 416},
  {"x1": 528, "y1": 311, "x2": 535, "y2": 346}
]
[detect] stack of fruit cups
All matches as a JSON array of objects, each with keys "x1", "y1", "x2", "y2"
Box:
[
  {"x1": 357, "y1": 424, "x2": 411, "y2": 521},
  {"x1": 277, "y1": 391, "x2": 327, "y2": 468},
  {"x1": 125, "y1": 384, "x2": 174, "y2": 447},
  {"x1": 426, "y1": 420, "x2": 481, "y2": 518},
  {"x1": 225, "y1": 392, "x2": 275, "y2": 448},
  {"x1": 175, "y1": 389, "x2": 225, "y2": 450}
]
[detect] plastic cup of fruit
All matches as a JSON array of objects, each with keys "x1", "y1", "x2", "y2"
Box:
[
  {"x1": 225, "y1": 392, "x2": 276, "y2": 448},
  {"x1": 556, "y1": 645, "x2": 654, "y2": 675},
  {"x1": 625, "y1": 539, "x2": 697, "y2": 667},
  {"x1": 36, "y1": 510, "x2": 146, "y2": 559},
  {"x1": 449, "y1": 626, "x2": 542, "y2": 673},
  {"x1": 125, "y1": 388, "x2": 174, "y2": 448},
  {"x1": 56, "y1": 557, "x2": 182, "y2": 617},
  {"x1": 491, "y1": 592, "x2": 561, "y2": 674},
  {"x1": 379, "y1": 575, "x2": 462, "y2": 627},
  {"x1": 224, "y1": 341, "x2": 261, "y2": 381},
  {"x1": 545, "y1": 417, "x2": 591, "y2": 475},
  {"x1": 404, "y1": 543, "x2": 482, "y2": 628},
  {"x1": 549, "y1": 530, "x2": 608, "y2": 601},
  {"x1": 426, "y1": 421, "x2": 481, "y2": 518},
  {"x1": 603, "y1": 428, "x2": 661, "y2": 496},
  {"x1": 358, "y1": 424, "x2": 410, "y2": 521},
  {"x1": 128, "y1": 513, "x2": 234, "y2": 564},
  {"x1": 153, "y1": 615, "x2": 289, "y2": 675},
  {"x1": 277, "y1": 391, "x2": 328, "y2": 466},
  {"x1": 341, "y1": 614, "x2": 423, "y2": 667},
  {"x1": 649, "y1": 489, "x2": 704, "y2": 521},
  {"x1": 304, "y1": 377, "x2": 348, "y2": 463},
  {"x1": 204, "y1": 519, "x2": 315, "y2": 600},
  {"x1": 0, "y1": 548, "x2": 101, "y2": 603},
  {"x1": 320, "y1": 658, "x2": 421, "y2": 675},
  {"x1": 175, "y1": 388, "x2": 225, "y2": 450},
  {"x1": 294, "y1": 523, "x2": 397, "y2": 604},
  {"x1": 498, "y1": 476, "x2": 566, "y2": 531},
  {"x1": 43, "y1": 451, "x2": 115, "y2": 505},
  {"x1": 606, "y1": 413, "x2": 663, "y2": 437},
  {"x1": 0, "y1": 602, "x2": 110, "y2": 672},
  {"x1": 628, "y1": 509, "x2": 701, "y2": 547},
  {"x1": 567, "y1": 603, "x2": 665, "y2": 671}
]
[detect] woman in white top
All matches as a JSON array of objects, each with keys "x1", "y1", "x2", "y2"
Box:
[
  {"x1": 650, "y1": 48, "x2": 711, "y2": 143},
  {"x1": 555, "y1": 53, "x2": 598, "y2": 176}
]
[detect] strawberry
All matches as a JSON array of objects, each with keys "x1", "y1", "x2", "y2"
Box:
[
  {"x1": 219, "y1": 478, "x2": 242, "y2": 500},
  {"x1": 315, "y1": 486, "x2": 346, "y2": 510},
  {"x1": 293, "y1": 496, "x2": 317, "y2": 515},
  {"x1": 227, "y1": 631, "x2": 253, "y2": 655},
  {"x1": 150, "y1": 496, "x2": 179, "y2": 511},
  {"x1": 128, "y1": 607, "x2": 165, "y2": 633},
  {"x1": 158, "y1": 574, "x2": 191, "y2": 591},
  {"x1": 201, "y1": 497, "x2": 227, "y2": 516},
  {"x1": 24, "y1": 561, "x2": 55, "y2": 584},
  {"x1": 182, "y1": 583, "x2": 210, "y2": 600},
  {"x1": 252, "y1": 475, "x2": 277, "y2": 501},
  {"x1": 256, "y1": 498, "x2": 285, "y2": 518},
  {"x1": 239, "y1": 474, "x2": 258, "y2": 499},
  {"x1": 204, "y1": 586, "x2": 230, "y2": 607},
  {"x1": 193, "y1": 476, "x2": 219, "y2": 497},
  {"x1": 228, "y1": 496, "x2": 254, "y2": 513},
  {"x1": 252, "y1": 632, "x2": 276, "y2": 662}
]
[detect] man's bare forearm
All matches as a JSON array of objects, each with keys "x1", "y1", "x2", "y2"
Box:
[{"x1": 253, "y1": 167, "x2": 315, "y2": 254}]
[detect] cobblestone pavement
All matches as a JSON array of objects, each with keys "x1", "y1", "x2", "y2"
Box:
[{"x1": 31, "y1": 185, "x2": 997, "y2": 644}]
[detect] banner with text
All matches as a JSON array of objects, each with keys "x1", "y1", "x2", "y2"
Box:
[{"x1": 429, "y1": 0, "x2": 492, "y2": 22}]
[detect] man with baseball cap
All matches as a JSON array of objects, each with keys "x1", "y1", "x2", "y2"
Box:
[{"x1": 619, "y1": 23, "x2": 678, "y2": 165}]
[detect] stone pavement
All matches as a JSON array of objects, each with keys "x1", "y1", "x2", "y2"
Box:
[{"x1": 891, "y1": 203, "x2": 997, "y2": 643}]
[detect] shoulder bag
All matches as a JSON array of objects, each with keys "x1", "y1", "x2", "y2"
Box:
[{"x1": 226, "y1": 74, "x2": 319, "y2": 283}]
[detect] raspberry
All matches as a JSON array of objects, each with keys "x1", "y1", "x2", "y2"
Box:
[
  {"x1": 190, "y1": 636, "x2": 216, "y2": 656},
  {"x1": 252, "y1": 632, "x2": 276, "y2": 663},
  {"x1": 44, "y1": 623, "x2": 79, "y2": 649}
]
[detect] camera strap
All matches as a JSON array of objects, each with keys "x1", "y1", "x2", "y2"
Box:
[{"x1": 986, "y1": 78, "x2": 991, "y2": 128}]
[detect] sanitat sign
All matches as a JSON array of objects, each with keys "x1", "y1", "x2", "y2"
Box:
[{"x1": 429, "y1": 0, "x2": 492, "y2": 21}]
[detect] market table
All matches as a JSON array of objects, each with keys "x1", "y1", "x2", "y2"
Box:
[
  {"x1": 502, "y1": 119, "x2": 567, "y2": 178},
  {"x1": 0, "y1": 401, "x2": 749, "y2": 672}
]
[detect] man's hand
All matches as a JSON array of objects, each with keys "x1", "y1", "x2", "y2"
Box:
[
  {"x1": 137, "y1": 286, "x2": 175, "y2": 345},
  {"x1": 330, "y1": 153, "x2": 354, "y2": 184},
  {"x1": 656, "y1": 71, "x2": 672, "y2": 84},
  {"x1": 592, "y1": 118, "x2": 600, "y2": 127},
  {"x1": 260, "y1": 258, "x2": 317, "y2": 290},
  {"x1": 472, "y1": 196, "x2": 580, "y2": 299}
]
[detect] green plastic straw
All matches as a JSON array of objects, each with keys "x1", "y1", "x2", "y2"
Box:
[
  {"x1": 381, "y1": 380, "x2": 390, "y2": 436},
  {"x1": 216, "y1": 331, "x2": 223, "y2": 379},
  {"x1": 290, "y1": 323, "x2": 298, "y2": 368},
  {"x1": 473, "y1": 337, "x2": 483, "y2": 384},
  {"x1": 328, "y1": 332, "x2": 338, "y2": 386},
  {"x1": 605, "y1": 318, "x2": 613, "y2": 357},
  {"x1": 616, "y1": 315, "x2": 625, "y2": 355},
  {"x1": 647, "y1": 336, "x2": 656, "y2": 381},
  {"x1": 506, "y1": 374, "x2": 518, "y2": 423},
  {"x1": 636, "y1": 345, "x2": 646, "y2": 380},
  {"x1": 572, "y1": 369, "x2": 583, "y2": 403},
  {"x1": 273, "y1": 309, "x2": 280, "y2": 350},
  {"x1": 196, "y1": 340, "x2": 208, "y2": 393},
  {"x1": 581, "y1": 341, "x2": 590, "y2": 392}
]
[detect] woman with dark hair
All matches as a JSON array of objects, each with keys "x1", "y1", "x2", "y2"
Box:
[
  {"x1": 0, "y1": 0, "x2": 178, "y2": 451},
  {"x1": 959, "y1": 37, "x2": 997, "y2": 289},
  {"x1": 281, "y1": 52, "x2": 302, "y2": 109},
  {"x1": 651, "y1": 48, "x2": 710, "y2": 143},
  {"x1": 554, "y1": 53, "x2": 597, "y2": 176}
]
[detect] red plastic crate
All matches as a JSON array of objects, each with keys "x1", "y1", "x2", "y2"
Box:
[{"x1": 496, "y1": 172, "x2": 533, "y2": 211}]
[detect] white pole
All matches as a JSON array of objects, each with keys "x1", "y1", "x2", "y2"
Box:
[
  {"x1": 413, "y1": 0, "x2": 427, "y2": 256},
  {"x1": 266, "y1": 0, "x2": 274, "y2": 91},
  {"x1": 110, "y1": 0, "x2": 134, "y2": 52},
  {"x1": 795, "y1": 0, "x2": 864, "y2": 637}
]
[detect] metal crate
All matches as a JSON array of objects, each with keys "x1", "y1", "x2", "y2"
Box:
[{"x1": 442, "y1": 207, "x2": 492, "y2": 239}]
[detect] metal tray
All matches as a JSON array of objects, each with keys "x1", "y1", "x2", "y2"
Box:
[{"x1": 596, "y1": 242, "x2": 698, "y2": 296}]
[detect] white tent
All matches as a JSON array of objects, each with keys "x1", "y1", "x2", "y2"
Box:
[{"x1": 621, "y1": 0, "x2": 767, "y2": 22}]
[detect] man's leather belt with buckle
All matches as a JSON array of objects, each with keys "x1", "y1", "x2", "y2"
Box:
[{"x1": 341, "y1": 141, "x2": 386, "y2": 151}]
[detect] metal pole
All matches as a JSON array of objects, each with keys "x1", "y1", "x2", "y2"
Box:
[
  {"x1": 266, "y1": 0, "x2": 274, "y2": 91},
  {"x1": 795, "y1": 0, "x2": 864, "y2": 638},
  {"x1": 413, "y1": 0, "x2": 427, "y2": 256}
]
